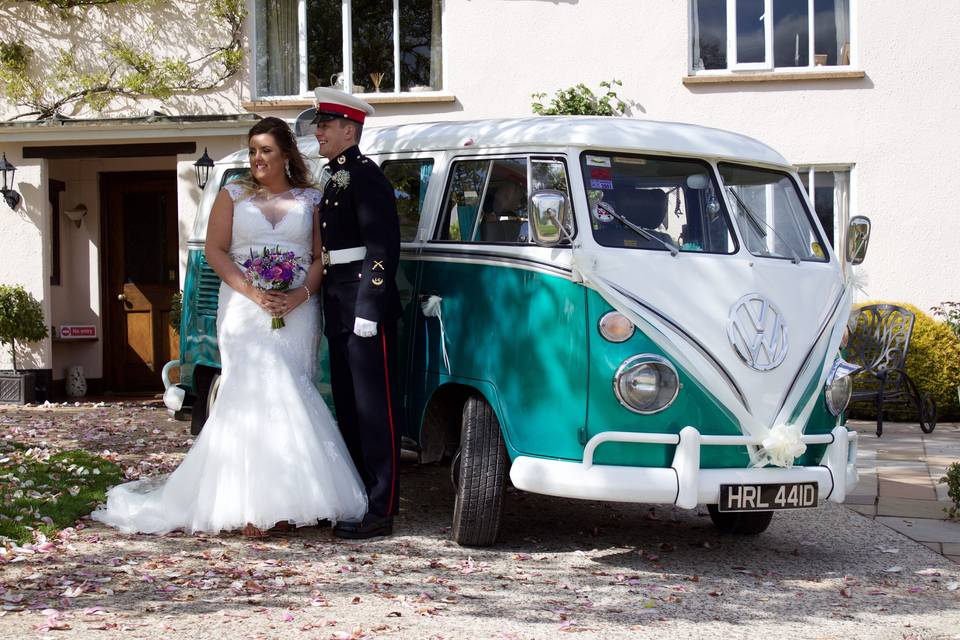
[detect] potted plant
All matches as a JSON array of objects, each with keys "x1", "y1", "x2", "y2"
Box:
[{"x1": 0, "y1": 285, "x2": 48, "y2": 404}]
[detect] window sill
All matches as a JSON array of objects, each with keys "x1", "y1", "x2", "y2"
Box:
[
  {"x1": 682, "y1": 70, "x2": 865, "y2": 85},
  {"x1": 243, "y1": 92, "x2": 457, "y2": 111}
]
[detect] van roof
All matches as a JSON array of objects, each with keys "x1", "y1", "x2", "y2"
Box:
[{"x1": 223, "y1": 117, "x2": 790, "y2": 167}]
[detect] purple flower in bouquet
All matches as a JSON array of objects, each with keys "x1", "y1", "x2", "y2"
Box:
[{"x1": 242, "y1": 246, "x2": 305, "y2": 329}]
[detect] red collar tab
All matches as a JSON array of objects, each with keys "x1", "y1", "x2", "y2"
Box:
[{"x1": 316, "y1": 102, "x2": 366, "y2": 124}]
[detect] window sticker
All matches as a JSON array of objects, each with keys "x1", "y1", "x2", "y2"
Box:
[
  {"x1": 586, "y1": 155, "x2": 612, "y2": 167},
  {"x1": 590, "y1": 179, "x2": 614, "y2": 190},
  {"x1": 614, "y1": 157, "x2": 648, "y2": 165},
  {"x1": 589, "y1": 167, "x2": 612, "y2": 180},
  {"x1": 592, "y1": 200, "x2": 616, "y2": 224}
]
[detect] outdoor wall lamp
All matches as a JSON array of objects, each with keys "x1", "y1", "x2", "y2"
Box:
[
  {"x1": 0, "y1": 153, "x2": 21, "y2": 210},
  {"x1": 63, "y1": 203, "x2": 88, "y2": 228},
  {"x1": 194, "y1": 147, "x2": 214, "y2": 189}
]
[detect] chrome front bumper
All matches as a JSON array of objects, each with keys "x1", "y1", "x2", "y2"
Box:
[{"x1": 509, "y1": 426, "x2": 858, "y2": 509}]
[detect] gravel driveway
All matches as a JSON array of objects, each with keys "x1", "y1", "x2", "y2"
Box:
[{"x1": 1, "y1": 403, "x2": 958, "y2": 639}]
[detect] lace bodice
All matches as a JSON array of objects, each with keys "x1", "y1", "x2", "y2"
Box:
[{"x1": 224, "y1": 184, "x2": 321, "y2": 261}]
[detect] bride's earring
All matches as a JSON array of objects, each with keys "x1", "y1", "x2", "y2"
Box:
[{"x1": 285, "y1": 160, "x2": 291, "y2": 178}]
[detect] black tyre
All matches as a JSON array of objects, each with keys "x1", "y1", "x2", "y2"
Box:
[
  {"x1": 189, "y1": 368, "x2": 220, "y2": 436},
  {"x1": 920, "y1": 395, "x2": 937, "y2": 434},
  {"x1": 451, "y1": 393, "x2": 508, "y2": 547},
  {"x1": 707, "y1": 505, "x2": 774, "y2": 534}
]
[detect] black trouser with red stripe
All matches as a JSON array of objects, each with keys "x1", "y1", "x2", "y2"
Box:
[{"x1": 328, "y1": 321, "x2": 400, "y2": 518}]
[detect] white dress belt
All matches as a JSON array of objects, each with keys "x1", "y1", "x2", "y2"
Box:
[{"x1": 323, "y1": 246, "x2": 367, "y2": 266}]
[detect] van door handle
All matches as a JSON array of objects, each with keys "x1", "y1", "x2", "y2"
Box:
[{"x1": 117, "y1": 293, "x2": 128, "y2": 302}]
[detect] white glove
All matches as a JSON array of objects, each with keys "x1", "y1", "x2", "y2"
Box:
[{"x1": 353, "y1": 317, "x2": 378, "y2": 337}]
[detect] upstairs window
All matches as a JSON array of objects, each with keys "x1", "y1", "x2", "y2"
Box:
[
  {"x1": 255, "y1": 0, "x2": 443, "y2": 98},
  {"x1": 692, "y1": 0, "x2": 852, "y2": 72}
]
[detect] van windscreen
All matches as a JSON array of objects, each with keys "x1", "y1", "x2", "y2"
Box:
[
  {"x1": 718, "y1": 163, "x2": 828, "y2": 263},
  {"x1": 580, "y1": 152, "x2": 736, "y2": 254}
]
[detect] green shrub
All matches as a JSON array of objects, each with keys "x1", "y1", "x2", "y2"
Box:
[
  {"x1": 169, "y1": 290, "x2": 182, "y2": 331},
  {"x1": 941, "y1": 462, "x2": 960, "y2": 520},
  {"x1": 931, "y1": 301, "x2": 960, "y2": 340},
  {"x1": 531, "y1": 79, "x2": 627, "y2": 116},
  {"x1": 848, "y1": 302, "x2": 960, "y2": 422},
  {"x1": 0, "y1": 284, "x2": 47, "y2": 372}
]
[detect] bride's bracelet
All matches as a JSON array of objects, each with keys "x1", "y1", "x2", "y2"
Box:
[{"x1": 302, "y1": 285, "x2": 311, "y2": 301}]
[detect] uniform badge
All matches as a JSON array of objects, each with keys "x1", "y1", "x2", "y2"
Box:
[
  {"x1": 331, "y1": 170, "x2": 350, "y2": 190},
  {"x1": 337, "y1": 155, "x2": 346, "y2": 165},
  {"x1": 372, "y1": 260, "x2": 384, "y2": 271},
  {"x1": 372, "y1": 277, "x2": 384, "y2": 286}
]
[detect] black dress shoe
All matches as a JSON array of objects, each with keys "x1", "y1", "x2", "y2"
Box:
[{"x1": 333, "y1": 514, "x2": 393, "y2": 539}]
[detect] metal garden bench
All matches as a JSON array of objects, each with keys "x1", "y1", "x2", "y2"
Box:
[{"x1": 846, "y1": 304, "x2": 937, "y2": 436}]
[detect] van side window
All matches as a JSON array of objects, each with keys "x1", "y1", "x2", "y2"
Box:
[
  {"x1": 437, "y1": 158, "x2": 532, "y2": 244},
  {"x1": 531, "y1": 158, "x2": 575, "y2": 244},
  {"x1": 221, "y1": 168, "x2": 250, "y2": 188},
  {"x1": 381, "y1": 159, "x2": 434, "y2": 242},
  {"x1": 437, "y1": 160, "x2": 489, "y2": 241}
]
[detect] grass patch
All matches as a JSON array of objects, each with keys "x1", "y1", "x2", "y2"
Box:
[{"x1": 0, "y1": 440, "x2": 123, "y2": 544}]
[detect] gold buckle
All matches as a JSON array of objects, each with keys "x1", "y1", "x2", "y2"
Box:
[{"x1": 321, "y1": 251, "x2": 331, "y2": 266}]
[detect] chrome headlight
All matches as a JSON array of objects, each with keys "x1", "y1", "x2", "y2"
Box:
[
  {"x1": 824, "y1": 359, "x2": 858, "y2": 416},
  {"x1": 614, "y1": 355, "x2": 680, "y2": 414},
  {"x1": 598, "y1": 311, "x2": 635, "y2": 343}
]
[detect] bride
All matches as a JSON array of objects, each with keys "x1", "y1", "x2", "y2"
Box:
[{"x1": 92, "y1": 117, "x2": 367, "y2": 537}]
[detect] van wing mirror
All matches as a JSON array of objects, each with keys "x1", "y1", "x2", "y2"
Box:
[
  {"x1": 846, "y1": 215, "x2": 871, "y2": 265},
  {"x1": 529, "y1": 189, "x2": 570, "y2": 247}
]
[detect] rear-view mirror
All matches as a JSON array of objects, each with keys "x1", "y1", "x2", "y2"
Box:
[{"x1": 846, "y1": 215, "x2": 871, "y2": 265}]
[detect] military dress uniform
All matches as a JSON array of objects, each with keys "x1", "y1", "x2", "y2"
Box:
[{"x1": 317, "y1": 143, "x2": 402, "y2": 521}]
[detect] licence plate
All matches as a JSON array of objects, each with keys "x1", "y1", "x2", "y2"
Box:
[{"x1": 718, "y1": 482, "x2": 818, "y2": 512}]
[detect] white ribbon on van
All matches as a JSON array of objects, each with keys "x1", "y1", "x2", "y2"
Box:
[
  {"x1": 570, "y1": 249, "x2": 853, "y2": 468},
  {"x1": 420, "y1": 295, "x2": 451, "y2": 373}
]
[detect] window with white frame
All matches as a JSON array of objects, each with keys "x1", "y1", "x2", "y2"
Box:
[
  {"x1": 254, "y1": 0, "x2": 443, "y2": 98},
  {"x1": 796, "y1": 165, "x2": 851, "y2": 249},
  {"x1": 691, "y1": 0, "x2": 852, "y2": 72}
]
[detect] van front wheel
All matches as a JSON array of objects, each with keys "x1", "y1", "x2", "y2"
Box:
[
  {"x1": 707, "y1": 505, "x2": 774, "y2": 534},
  {"x1": 451, "y1": 394, "x2": 508, "y2": 547}
]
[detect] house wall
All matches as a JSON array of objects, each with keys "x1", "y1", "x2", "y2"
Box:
[{"x1": 0, "y1": 148, "x2": 50, "y2": 372}]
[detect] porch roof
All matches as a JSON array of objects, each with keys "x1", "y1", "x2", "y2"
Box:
[{"x1": 0, "y1": 113, "x2": 261, "y2": 144}]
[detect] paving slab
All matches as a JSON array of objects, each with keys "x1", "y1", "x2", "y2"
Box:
[
  {"x1": 876, "y1": 498, "x2": 949, "y2": 519},
  {"x1": 846, "y1": 504, "x2": 877, "y2": 517},
  {"x1": 943, "y1": 542, "x2": 960, "y2": 556},
  {"x1": 920, "y1": 541, "x2": 943, "y2": 554},
  {"x1": 878, "y1": 479, "x2": 937, "y2": 500},
  {"x1": 844, "y1": 494, "x2": 877, "y2": 506},
  {"x1": 875, "y1": 516, "x2": 960, "y2": 544}
]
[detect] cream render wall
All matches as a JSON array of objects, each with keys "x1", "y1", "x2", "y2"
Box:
[{"x1": 0, "y1": 149, "x2": 51, "y2": 371}]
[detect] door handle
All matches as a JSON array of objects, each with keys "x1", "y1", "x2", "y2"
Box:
[{"x1": 117, "y1": 293, "x2": 128, "y2": 302}]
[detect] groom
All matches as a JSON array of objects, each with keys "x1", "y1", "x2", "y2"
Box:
[{"x1": 312, "y1": 88, "x2": 402, "y2": 539}]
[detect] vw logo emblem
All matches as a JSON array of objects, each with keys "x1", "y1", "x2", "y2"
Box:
[{"x1": 727, "y1": 294, "x2": 788, "y2": 371}]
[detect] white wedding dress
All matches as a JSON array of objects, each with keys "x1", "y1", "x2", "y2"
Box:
[{"x1": 92, "y1": 184, "x2": 367, "y2": 534}]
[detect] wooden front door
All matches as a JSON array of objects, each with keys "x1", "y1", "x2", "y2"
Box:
[{"x1": 102, "y1": 172, "x2": 179, "y2": 392}]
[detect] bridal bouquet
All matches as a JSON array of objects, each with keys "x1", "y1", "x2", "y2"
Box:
[{"x1": 242, "y1": 247, "x2": 304, "y2": 329}]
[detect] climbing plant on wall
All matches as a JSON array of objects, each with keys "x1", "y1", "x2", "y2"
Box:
[{"x1": 0, "y1": 0, "x2": 246, "y2": 120}]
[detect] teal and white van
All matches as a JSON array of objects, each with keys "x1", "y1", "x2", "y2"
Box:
[{"x1": 166, "y1": 117, "x2": 871, "y2": 546}]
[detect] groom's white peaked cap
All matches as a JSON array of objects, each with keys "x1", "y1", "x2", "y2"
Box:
[{"x1": 311, "y1": 87, "x2": 375, "y2": 125}]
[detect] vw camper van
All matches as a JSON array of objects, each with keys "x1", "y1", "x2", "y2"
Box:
[{"x1": 167, "y1": 117, "x2": 871, "y2": 546}]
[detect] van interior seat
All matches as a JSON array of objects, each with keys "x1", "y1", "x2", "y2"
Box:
[{"x1": 615, "y1": 188, "x2": 674, "y2": 246}]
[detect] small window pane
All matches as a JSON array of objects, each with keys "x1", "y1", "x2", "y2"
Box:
[
  {"x1": 531, "y1": 159, "x2": 574, "y2": 243},
  {"x1": 352, "y1": 0, "x2": 394, "y2": 93},
  {"x1": 736, "y1": 0, "x2": 767, "y2": 63},
  {"x1": 814, "y1": 0, "x2": 850, "y2": 66},
  {"x1": 476, "y1": 159, "x2": 528, "y2": 244},
  {"x1": 382, "y1": 159, "x2": 434, "y2": 241},
  {"x1": 307, "y1": 0, "x2": 343, "y2": 89},
  {"x1": 400, "y1": 0, "x2": 443, "y2": 91},
  {"x1": 255, "y1": 0, "x2": 300, "y2": 96},
  {"x1": 694, "y1": 0, "x2": 727, "y2": 70},
  {"x1": 773, "y1": 0, "x2": 809, "y2": 67},
  {"x1": 437, "y1": 161, "x2": 489, "y2": 241}
]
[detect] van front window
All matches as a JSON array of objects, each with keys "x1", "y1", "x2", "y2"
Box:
[
  {"x1": 719, "y1": 163, "x2": 828, "y2": 263},
  {"x1": 580, "y1": 152, "x2": 736, "y2": 254}
]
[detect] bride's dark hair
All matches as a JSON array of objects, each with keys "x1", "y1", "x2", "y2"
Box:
[{"x1": 238, "y1": 117, "x2": 314, "y2": 194}]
